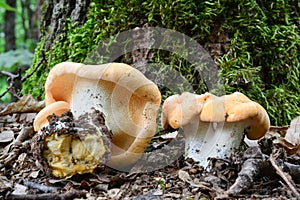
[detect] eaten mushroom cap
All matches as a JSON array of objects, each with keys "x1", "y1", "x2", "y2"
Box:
[
  {"x1": 162, "y1": 92, "x2": 270, "y2": 166},
  {"x1": 33, "y1": 62, "x2": 161, "y2": 175}
]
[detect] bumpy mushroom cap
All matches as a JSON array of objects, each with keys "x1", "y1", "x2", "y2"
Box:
[
  {"x1": 34, "y1": 62, "x2": 161, "y2": 173},
  {"x1": 161, "y1": 92, "x2": 205, "y2": 129},
  {"x1": 162, "y1": 92, "x2": 270, "y2": 166}
]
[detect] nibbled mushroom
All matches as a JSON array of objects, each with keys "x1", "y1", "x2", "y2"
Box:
[
  {"x1": 33, "y1": 62, "x2": 161, "y2": 176},
  {"x1": 162, "y1": 92, "x2": 270, "y2": 167}
]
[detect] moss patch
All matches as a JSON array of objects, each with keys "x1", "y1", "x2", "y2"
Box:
[{"x1": 23, "y1": 0, "x2": 300, "y2": 125}]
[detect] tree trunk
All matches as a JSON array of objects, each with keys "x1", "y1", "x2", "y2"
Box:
[
  {"x1": 40, "y1": 0, "x2": 90, "y2": 52},
  {"x1": 4, "y1": 0, "x2": 16, "y2": 51}
]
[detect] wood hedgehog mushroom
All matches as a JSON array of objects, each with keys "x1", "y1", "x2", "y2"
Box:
[
  {"x1": 33, "y1": 62, "x2": 161, "y2": 177},
  {"x1": 162, "y1": 92, "x2": 270, "y2": 167}
]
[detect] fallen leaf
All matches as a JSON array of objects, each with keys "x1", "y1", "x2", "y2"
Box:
[
  {"x1": 285, "y1": 116, "x2": 300, "y2": 146},
  {"x1": 178, "y1": 169, "x2": 193, "y2": 183},
  {"x1": 0, "y1": 94, "x2": 44, "y2": 116},
  {"x1": 107, "y1": 188, "x2": 121, "y2": 199},
  {"x1": 11, "y1": 183, "x2": 27, "y2": 195},
  {"x1": 29, "y1": 170, "x2": 40, "y2": 178},
  {"x1": 0, "y1": 175, "x2": 12, "y2": 193},
  {"x1": 0, "y1": 130, "x2": 14, "y2": 143},
  {"x1": 178, "y1": 170, "x2": 213, "y2": 191}
]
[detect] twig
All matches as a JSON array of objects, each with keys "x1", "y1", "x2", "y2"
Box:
[
  {"x1": 269, "y1": 154, "x2": 300, "y2": 199},
  {"x1": 0, "y1": 70, "x2": 18, "y2": 99},
  {"x1": 23, "y1": 180, "x2": 58, "y2": 193},
  {"x1": 21, "y1": 55, "x2": 45, "y2": 82},
  {"x1": 0, "y1": 69, "x2": 22, "y2": 99},
  {"x1": 0, "y1": 54, "x2": 45, "y2": 99},
  {"x1": 6, "y1": 189, "x2": 87, "y2": 200},
  {"x1": 0, "y1": 70, "x2": 18, "y2": 78}
]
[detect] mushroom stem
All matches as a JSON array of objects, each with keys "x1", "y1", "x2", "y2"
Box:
[
  {"x1": 184, "y1": 121, "x2": 245, "y2": 167},
  {"x1": 162, "y1": 92, "x2": 270, "y2": 168}
]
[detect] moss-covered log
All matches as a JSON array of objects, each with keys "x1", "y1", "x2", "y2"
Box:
[{"x1": 23, "y1": 0, "x2": 300, "y2": 125}]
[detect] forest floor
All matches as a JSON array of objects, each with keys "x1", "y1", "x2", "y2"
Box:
[{"x1": 0, "y1": 95, "x2": 299, "y2": 200}]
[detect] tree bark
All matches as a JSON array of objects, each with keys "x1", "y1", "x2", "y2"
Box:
[
  {"x1": 4, "y1": 0, "x2": 16, "y2": 51},
  {"x1": 40, "y1": 0, "x2": 90, "y2": 52}
]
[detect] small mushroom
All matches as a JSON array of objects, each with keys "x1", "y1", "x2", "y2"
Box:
[
  {"x1": 162, "y1": 92, "x2": 270, "y2": 167},
  {"x1": 33, "y1": 62, "x2": 161, "y2": 175}
]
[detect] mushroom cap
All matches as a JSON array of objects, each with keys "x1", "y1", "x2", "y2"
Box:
[
  {"x1": 34, "y1": 101, "x2": 70, "y2": 131},
  {"x1": 162, "y1": 92, "x2": 270, "y2": 140},
  {"x1": 43, "y1": 62, "x2": 160, "y2": 106},
  {"x1": 33, "y1": 62, "x2": 161, "y2": 170},
  {"x1": 161, "y1": 92, "x2": 206, "y2": 129}
]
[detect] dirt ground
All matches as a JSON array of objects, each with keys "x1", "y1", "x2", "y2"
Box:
[{"x1": 0, "y1": 95, "x2": 299, "y2": 200}]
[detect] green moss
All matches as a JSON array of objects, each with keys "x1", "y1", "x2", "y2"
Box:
[
  {"x1": 217, "y1": 0, "x2": 300, "y2": 125},
  {"x1": 23, "y1": 0, "x2": 300, "y2": 125}
]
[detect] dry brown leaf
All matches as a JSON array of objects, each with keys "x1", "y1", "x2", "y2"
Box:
[
  {"x1": 0, "y1": 94, "x2": 44, "y2": 116},
  {"x1": 281, "y1": 116, "x2": 300, "y2": 155},
  {"x1": 270, "y1": 117, "x2": 300, "y2": 155},
  {"x1": 178, "y1": 169, "x2": 193, "y2": 183},
  {"x1": 178, "y1": 170, "x2": 213, "y2": 191}
]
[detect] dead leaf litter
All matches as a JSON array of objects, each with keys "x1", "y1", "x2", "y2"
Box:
[{"x1": 0, "y1": 99, "x2": 299, "y2": 199}]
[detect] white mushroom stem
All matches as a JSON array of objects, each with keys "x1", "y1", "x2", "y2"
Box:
[{"x1": 183, "y1": 120, "x2": 246, "y2": 167}]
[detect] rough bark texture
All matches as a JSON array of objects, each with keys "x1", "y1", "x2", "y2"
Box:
[
  {"x1": 4, "y1": 0, "x2": 16, "y2": 51},
  {"x1": 41, "y1": 0, "x2": 90, "y2": 52}
]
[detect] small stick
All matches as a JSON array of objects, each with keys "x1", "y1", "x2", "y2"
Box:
[
  {"x1": 0, "y1": 69, "x2": 22, "y2": 99},
  {"x1": 23, "y1": 180, "x2": 58, "y2": 193},
  {"x1": 269, "y1": 154, "x2": 300, "y2": 199},
  {"x1": 6, "y1": 189, "x2": 87, "y2": 200},
  {"x1": 21, "y1": 56, "x2": 45, "y2": 82}
]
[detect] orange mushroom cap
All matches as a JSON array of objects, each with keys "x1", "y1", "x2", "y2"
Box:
[{"x1": 162, "y1": 92, "x2": 270, "y2": 140}]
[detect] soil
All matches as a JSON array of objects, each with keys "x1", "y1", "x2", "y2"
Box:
[{"x1": 0, "y1": 97, "x2": 299, "y2": 200}]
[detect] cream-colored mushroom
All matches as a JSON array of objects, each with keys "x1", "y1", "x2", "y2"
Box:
[
  {"x1": 162, "y1": 92, "x2": 270, "y2": 167},
  {"x1": 34, "y1": 62, "x2": 161, "y2": 176}
]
